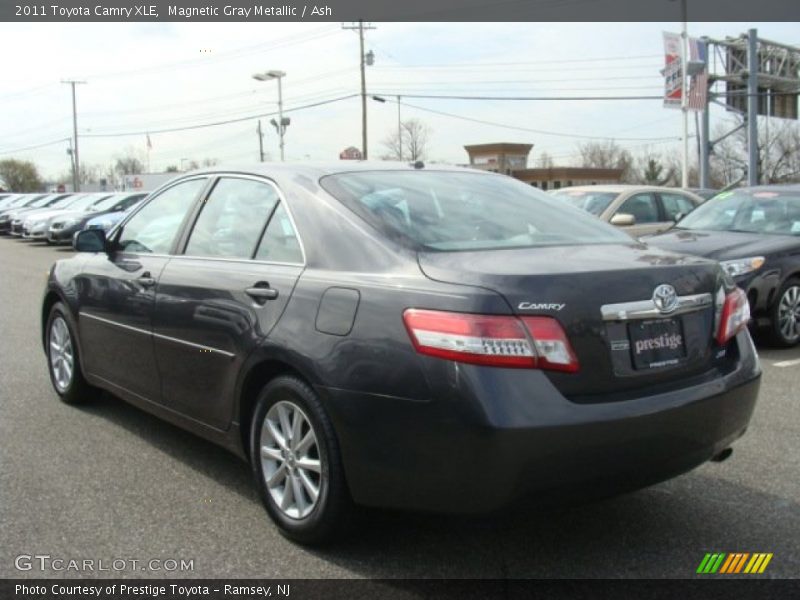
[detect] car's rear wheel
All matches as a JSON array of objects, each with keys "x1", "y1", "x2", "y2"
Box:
[
  {"x1": 250, "y1": 375, "x2": 351, "y2": 544},
  {"x1": 769, "y1": 278, "x2": 800, "y2": 347},
  {"x1": 46, "y1": 302, "x2": 96, "y2": 404}
]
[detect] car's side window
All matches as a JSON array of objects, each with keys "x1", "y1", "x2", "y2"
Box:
[
  {"x1": 117, "y1": 179, "x2": 206, "y2": 254},
  {"x1": 617, "y1": 193, "x2": 659, "y2": 224},
  {"x1": 661, "y1": 193, "x2": 696, "y2": 220},
  {"x1": 184, "y1": 178, "x2": 279, "y2": 259},
  {"x1": 254, "y1": 202, "x2": 304, "y2": 264}
]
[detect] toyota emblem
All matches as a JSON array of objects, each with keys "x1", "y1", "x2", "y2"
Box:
[{"x1": 653, "y1": 284, "x2": 679, "y2": 313}]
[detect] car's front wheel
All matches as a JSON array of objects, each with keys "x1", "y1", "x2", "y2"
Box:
[
  {"x1": 46, "y1": 302, "x2": 96, "y2": 404},
  {"x1": 769, "y1": 278, "x2": 800, "y2": 347},
  {"x1": 250, "y1": 375, "x2": 352, "y2": 545}
]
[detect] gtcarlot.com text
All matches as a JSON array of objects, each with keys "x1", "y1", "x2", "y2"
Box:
[{"x1": 14, "y1": 554, "x2": 194, "y2": 573}]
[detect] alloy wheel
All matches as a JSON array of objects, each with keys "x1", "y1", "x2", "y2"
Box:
[
  {"x1": 259, "y1": 400, "x2": 323, "y2": 520},
  {"x1": 778, "y1": 285, "x2": 800, "y2": 343},
  {"x1": 49, "y1": 316, "x2": 74, "y2": 392}
]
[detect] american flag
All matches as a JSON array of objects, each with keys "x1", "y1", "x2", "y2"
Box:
[{"x1": 687, "y1": 37, "x2": 708, "y2": 111}]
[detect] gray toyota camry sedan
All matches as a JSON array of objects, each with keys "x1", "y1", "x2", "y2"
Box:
[{"x1": 41, "y1": 163, "x2": 761, "y2": 544}]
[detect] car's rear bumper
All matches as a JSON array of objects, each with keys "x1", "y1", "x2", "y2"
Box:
[{"x1": 321, "y1": 330, "x2": 761, "y2": 513}]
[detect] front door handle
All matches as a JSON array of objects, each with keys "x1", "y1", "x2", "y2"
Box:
[
  {"x1": 138, "y1": 272, "x2": 156, "y2": 288},
  {"x1": 246, "y1": 284, "x2": 279, "y2": 302}
]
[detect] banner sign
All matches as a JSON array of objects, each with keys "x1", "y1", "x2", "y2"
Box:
[{"x1": 663, "y1": 31, "x2": 683, "y2": 109}]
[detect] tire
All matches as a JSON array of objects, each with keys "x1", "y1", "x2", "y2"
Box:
[
  {"x1": 45, "y1": 302, "x2": 97, "y2": 404},
  {"x1": 250, "y1": 375, "x2": 352, "y2": 545},
  {"x1": 768, "y1": 278, "x2": 800, "y2": 347}
]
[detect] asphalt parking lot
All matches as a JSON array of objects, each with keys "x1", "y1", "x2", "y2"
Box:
[{"x1": 0, "y1": 236, "x2": 798, "y2": 579}]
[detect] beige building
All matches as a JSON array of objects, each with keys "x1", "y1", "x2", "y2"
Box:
[{"x1": 463, "y1": 142, "x2": 623, "y2": 191}]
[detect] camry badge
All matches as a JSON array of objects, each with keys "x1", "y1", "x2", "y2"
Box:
[{"x1": 653, "y1": 284, "x2": 678, "y2": 313}]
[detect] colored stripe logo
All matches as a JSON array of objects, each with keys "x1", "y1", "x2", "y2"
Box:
[{"x1": 697, "y1": 553, "x2": 773, "y2": 574}]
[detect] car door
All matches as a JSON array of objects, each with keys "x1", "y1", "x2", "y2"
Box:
[
  {"x1": 614, "y1": 192, "x2": 663, "y2": 237},
  {"x1": 76, "y1": 177, "x2": 209, "y2": 402},
  {"x1": 152, "y1": 175, "x2": 305, "y2": 429}
]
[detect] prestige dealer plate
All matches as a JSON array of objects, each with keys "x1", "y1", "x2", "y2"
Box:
[{"x1": 628, "y1": 318, "x2": 686, "y2": 369}]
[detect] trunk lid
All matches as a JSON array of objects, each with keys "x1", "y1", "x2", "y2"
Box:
[{"x1": 418, "y1": 243, "x2": 730, "y2": 401}]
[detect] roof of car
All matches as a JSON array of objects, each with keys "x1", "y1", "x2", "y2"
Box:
[
  {"x1": 554, "y1": 185, "x2": 690, "y2": 193},
  {"x1": 737, "y1": 184, "x2": 800, "y2": 192},
  {"x1": 186, "y1": 161, "x2": 479, "y2": 179}
]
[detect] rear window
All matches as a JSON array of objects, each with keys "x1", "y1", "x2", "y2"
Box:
[
  {"x1": 551, "y1": 190, "x2": 617, "y2": 216},
  {"x1": 320, "y1": 171, "x2": 630, "y2": 251}
]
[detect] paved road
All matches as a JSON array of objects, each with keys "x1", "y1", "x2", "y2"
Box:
[{"x1": 0, "y1": 237, "x2": 797, "y2": 579}]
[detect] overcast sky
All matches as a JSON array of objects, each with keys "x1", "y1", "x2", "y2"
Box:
[{"x1": 0, "y1": 21, "x2": 797, "y2": 180}]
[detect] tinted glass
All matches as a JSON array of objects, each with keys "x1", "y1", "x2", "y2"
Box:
[
  {"x1": 678, "y1": 189, "x2": 800, "y2": 235},
  {"x1": 185, "y1": 178, "x2": 279, "y2": 259},
  {"x1": 85, "y1": 195, "x2": 119, "y2": 211},
  {"x1": 551, "y1": 190, "x2": 617, "y2": 216},
  {"x1": 617, "y1": 193, "x2": 659, "y2": 224},
  {"x1": 660, "y1": 192, "x2": 696, "y2": 220},
  {"x1": 255, "y1": 203, "x2": 303, "y2": 263},
  {"x1": 114, "y1": 194, "x2": 146, "y2": 211},
  {"x1": 118, "y1": 179, "x2": 205, "y2": 254},
  {"x1": 321, "y1": 171, "x2": 630, "y2": 251}
]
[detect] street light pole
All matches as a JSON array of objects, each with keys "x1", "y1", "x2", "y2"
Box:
[
  {"x1": 397, "y1": 95, "x2": 402, "y2": 161},
  {"x1": 253, "y1": 70, "x2": 287, "y2": 161},
  {"x1": 276, "y1": 75, "x2": 285, "y2": 161},
  {"x1": 62, "y1": 79, "x2": 86, "y2": 192}
]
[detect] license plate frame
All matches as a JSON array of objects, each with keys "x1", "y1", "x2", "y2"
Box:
[{"x1": 628, "y1": 318, "x2": 686, "y2": 370}]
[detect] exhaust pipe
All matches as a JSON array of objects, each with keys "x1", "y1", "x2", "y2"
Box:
[{"x1": 711, "y1": 448, "x2": 733, "y2": 463}]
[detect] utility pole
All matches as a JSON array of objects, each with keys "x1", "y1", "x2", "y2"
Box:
[
  {"x1": 257, "y1": 120, "x2": 265, "y2": 162},
  {"x1": 679, "y1": 0, "x2": 689, "y2": 188},
  {"x1": 62, "y1": 79, "x2": 86, "y2": 192},
  {"x1": 343, "y1": 20, "x2": 376, "y2": 159},
  {"x1": 746, "y1": 28, "x2": 759, "y2": 186}
]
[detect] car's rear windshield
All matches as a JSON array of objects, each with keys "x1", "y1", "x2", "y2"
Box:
[
  {"x1": 550, "y1": 190, "x2": 618, "y2": 216},
  {"x1": 678, "y1": 189, "x2": 800, "y2": 235},
  {"x1": 320, "y1": 171, "x2": 630, "y2": 251}
]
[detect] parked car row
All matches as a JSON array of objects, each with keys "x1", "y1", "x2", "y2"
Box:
[
  {"x1": 0, "y1": 191, "x2": 147, "y2": 244},
  {"x1": 553, "y1": 184, "x2": 800, "y2": 347}
]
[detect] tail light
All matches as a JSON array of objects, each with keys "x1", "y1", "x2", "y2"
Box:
[
  {"x1": 402, "y1": 309, "x2": 579, "y2": 372},
  {"x1": 716, "y1": 287, "x2": 750, "y2": 345}
]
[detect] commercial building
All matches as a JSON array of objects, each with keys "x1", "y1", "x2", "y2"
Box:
[{"x1": 463, "y1": 142, "x2": 623, "y2": 191}]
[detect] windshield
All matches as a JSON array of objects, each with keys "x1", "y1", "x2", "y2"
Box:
[
  {"x1": 84, "y1": 195, "x2": 118, "y2": 211},
  {"x1": 678, "y1": 189, "x2": 800, "y2": 236},
  {"x1": 551, "y1": 190, "x2": 618, "y2": 216},
  {"x1": 320, "y1": 171, "x2": 631, "y2": 251},
  {"x1": 30, "y1": 195, "x2": 58, "y2": 208},
  {"x1": 62, "y1": 194, "x2": 106, "y2": 211}
]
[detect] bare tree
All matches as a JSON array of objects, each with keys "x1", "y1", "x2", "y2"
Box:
[
  {"x1": 576, "y1": 140, "x2": 635, "y2": 182},
  {"x1": 536, "y1": 151, "x2": 554, "y2": 168},
  {"x1": 710, "y1": 117, "x2": 800, "y2": 186},
  {"x1": 381, "y1": 119, "x2": 431, "y2": 161}
]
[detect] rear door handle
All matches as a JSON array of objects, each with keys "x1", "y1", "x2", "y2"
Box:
[
  {"x1": 138, "y1": 272, "x2": 156, "y2": 288},
  {"x1": 246, "y1": 285, "x2": 279, "y2": 301}
]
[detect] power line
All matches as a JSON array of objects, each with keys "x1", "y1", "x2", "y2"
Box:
[
  {"x1": 375, "y1": 55, "x2": 662, "y2": 69},
  {"x1": 81, "y1": 94, "x2": 359, "y2": 138},
  {"x1": 395, "y1": 98, "x2": 679, "y2": 142},
  {"x1": 0, "y1": 138, "x2": 71, "y2": 156},
  {"x1": 373, "y1": 93, "x2": 666, "y2": 101}
]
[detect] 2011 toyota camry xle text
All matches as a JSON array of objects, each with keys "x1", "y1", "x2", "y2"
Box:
[{"x1": 41, "y1": 164, "x2": 762, "y2": 544}]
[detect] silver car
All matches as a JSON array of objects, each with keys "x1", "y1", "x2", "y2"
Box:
[{"x1": 552, "y1": 185, "x2": 704, "y2": 237}]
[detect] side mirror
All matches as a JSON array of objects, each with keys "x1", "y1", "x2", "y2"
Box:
[
  {"x1": 73, "y1": 228, "x2": 108, "y2": 253},
  {"x1": 610, "y1": 213, "x2": 636, "y2": 227},
  {"x1": 674, "y1": 212, "x2": 686, "y2": 223}
]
